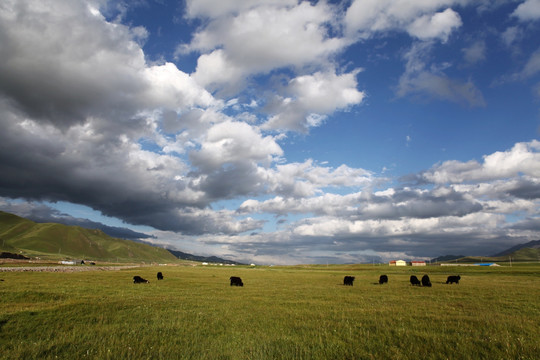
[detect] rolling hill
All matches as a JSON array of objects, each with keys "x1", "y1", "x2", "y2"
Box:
[
  {"x1": 491, "y1": 240, "x2": 540, "y2": 257},
  {"x1": 432, "y1": 241, "x2": 540, "y2": 264},
  {"x1": 0, "y1": 211, "x2": 178, "y2": 263}
]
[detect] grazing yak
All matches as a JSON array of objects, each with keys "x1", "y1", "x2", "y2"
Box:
[
  {"x1": 410, "y1": 275, "x2": 421, "y2": 286},
  {"x1": 343, "y1": 276, "x2": 355, "y2": 286},
  {"x1": 133, "y1": 275, "x2": 149, "y2": 284},
  {"x1": 230, "y1": 276, "x2": 243, "y2": 287},
  {"x1": 446, "y1": 275, "x2": 461, "y2": 284},
  {"x1": 379, "y1": 275, "x2": 388, "y2": 285},
  {"x1": 157, "y1": 272, "x2": 164, "y2": 280},
  {"x1": 421, "y1": 274, "x2": 432, "y2": 287}
]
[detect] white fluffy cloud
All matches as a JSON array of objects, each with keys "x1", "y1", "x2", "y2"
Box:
[
  {"x1": 259, "y1": 160, "x2": 373, "y2": 198},
  {"x1": 512, "y1": 0, "x2": 540, "y2": 21},
  {"x1": 421, "y1": 140, "x2": 540, "y2": 183},
  {"x1": 406, "y1": 8, "x2": 462, "y2": 42},
  {"x1": 187, "y1": 1, "x2": 344, "y2": 90},
  {"x1": 190, "y1": 120, "x2": 283, "y2": 171},
  {"x1": 0, "y1": 0, "x2": 215, "y2": 130},
  {"x1": 229, "y1": 140, "x2": 540, "y2": 262},
  {"x1": 184, "y1": 0, "x2": 296, "y2": 19},
  {"x1": 345, "y1": 0, "x2": 464, "y2": 41},
  {"x1": 263, "y1": 70, "x2": 366, "y2": 132}
]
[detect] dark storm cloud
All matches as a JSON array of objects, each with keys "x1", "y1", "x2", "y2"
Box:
[
  {"x1": 0, "y1": 0, "x2": 149, "y2": 129},
  {"x1": 0, "y1": 0, "x2": 241, "y2": 236},
  {"x1": 509, "y1": 217, "x2": 540, "y2": 231},
  {"x1": 507, "y1": 178, "x2": 540, "y2": 199},
  {"x1": 189, "y1": 163, "x2": 265, "y2": 201}
]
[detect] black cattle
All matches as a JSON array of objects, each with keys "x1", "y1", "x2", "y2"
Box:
[
  {"x1": 157, "y1": 272, "x2": 164, "y2": 280},
  {"x1": 343, "y1": 276, "x2": 355, "y2": 286},
  {"x1": 379, "y1": 274, "x2": 388, "y2": 284},
  {"x1": 230, "y1": 276, "x2": 243, "y2": 287},
  {"x1": 410, "y1": 275, "x2": 421, "y2": 286},
  {"x1": 446, "y1": 275, "x2": 461, "y2": 284},
  {"x1": 421, "y1": 274, "x2": 432, "y2": 287},
  {"x1": 133, "y1": 275, "x2": 149, "y2": 284}
]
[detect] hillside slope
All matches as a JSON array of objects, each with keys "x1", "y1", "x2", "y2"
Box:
[
  {"x1": 0, "y1": 211, "x2": 177, "y2": 263},
  {"x1": 491, "y1": 240, "x2": 540, "y2": 257}
]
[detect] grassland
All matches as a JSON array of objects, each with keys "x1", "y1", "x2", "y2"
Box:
[
  {"x1": 1, "y1": 264, "x2": 539, "y2": 359},
  {"x1": 0, "y1": 211, "x2": 178, "y2": 263}
]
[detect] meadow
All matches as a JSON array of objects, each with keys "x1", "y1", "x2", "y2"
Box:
[{"x1": 1, "y1": 263, "x2": 539, "y2": 359}]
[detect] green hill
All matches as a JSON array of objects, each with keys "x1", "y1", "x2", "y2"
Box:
[
  {"x1": 0, "y1": 211, "x2": 178, "y2": 263},
  {"x1": 498, "y1": 247, "x2": 540, "y2": 262}
]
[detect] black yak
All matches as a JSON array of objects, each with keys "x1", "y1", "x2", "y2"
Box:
[
  {"x1": 133, "y1": 275, "x2": 149, "y2": 284},
  {"x1": 157, "y1": 272, "x2": 164, "y2": 280},
  {"x1": 410, "y1": 275, "x2": 421, "y2": 286},
  {"x1": 421, "y1": 274, "x2": 432, "y2": 287},
  {"x1": 379, "y1": 274, "x2": 388, "y2": 284},
  {"x1": 446, "y1": 275, "x2": 461, "y2": 284},
  {"x1": 343, "y1": 276, "x2": 355, "y2": 286},
  {"x1": 230, "y1": 276, "x2": 243, "y2": 286}
]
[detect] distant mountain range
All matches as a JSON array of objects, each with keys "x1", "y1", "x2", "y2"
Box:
[
  {"x1": 430, "y1": 254, "x2": 466, "y2": 263},
  {"x1": 167, "y1": 249, "x2": 244, "y2": 265}
]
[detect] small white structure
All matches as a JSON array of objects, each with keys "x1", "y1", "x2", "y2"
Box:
[
  {"x1": 410, "y1": 261, "x2": 426, "y2": 266},
  {"x1": 60, "y1": 260, "x2": 77, "y2": 265},
  {"x1": 389, "y1": 260, "x2": 407, "y2": 266}
]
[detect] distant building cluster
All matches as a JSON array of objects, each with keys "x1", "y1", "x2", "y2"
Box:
[{"x1": 389, "y1": 260, "x2": 426, "y2": 266}]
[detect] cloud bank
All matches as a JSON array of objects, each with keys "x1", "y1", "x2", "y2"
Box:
[{"x1": 1, "y1": 0, "x2": 540, "y2": 264}]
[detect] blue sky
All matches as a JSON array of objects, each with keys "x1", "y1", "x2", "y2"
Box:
[{"x1": 1, "y1": 0, "x2": 540, "y2": 264}]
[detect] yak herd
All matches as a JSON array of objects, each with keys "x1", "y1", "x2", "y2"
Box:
[{"x1": 133, "y1": 272, "x2": 461, "y2": 287}]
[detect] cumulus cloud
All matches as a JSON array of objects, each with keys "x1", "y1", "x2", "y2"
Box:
[
  {"x1": 262, "y1": 70, "x2": 366, "y2": 132},
  {"x1": 229, "y1": 140, "x2": 540, "y2": 262},
  {"x1": 239, "y1": 186, "x2": 482, "y2": 220},
  {"x1": 186, "y1": 1, "x2": 345, "y2": 91},
  {"x1": 512, "y1": 0, "x2": 540, "y2": 21},
  {"x1": 406, "y1": 8, "x2": 462, "y2": 42},
  {"x1": 420, "y1": 140, "x2": 540, "y2": 183},
  {"x1": 190, "y1": 120, "x2": 283, "y2": 172},
  {"x1": 0, "y1": 0, "x2": 371, "y2": 234},
  {"x1": 184, "y1": 0, "x2": 296, "y2": 19},
  {"x1": 2, "y1": 0, "x2": 540, "y2": 264},
  {"x1": 0, "y1": 0, "x2": 215, "y2": 127},
  {"x1": 344, "y1": 0, "x2": 464, "y2": 41},
  {"x1": 0, "y1": 0, "x2": 268, "y2": 235}
]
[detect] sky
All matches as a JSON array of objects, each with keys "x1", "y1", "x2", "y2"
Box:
[{"x1": 1, "y1": 0, "x2": 540, "y2": 265}]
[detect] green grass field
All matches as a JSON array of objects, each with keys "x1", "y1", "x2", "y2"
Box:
[{"x1": 1, "y1": 264, "x2": 539, "y2": 359}]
